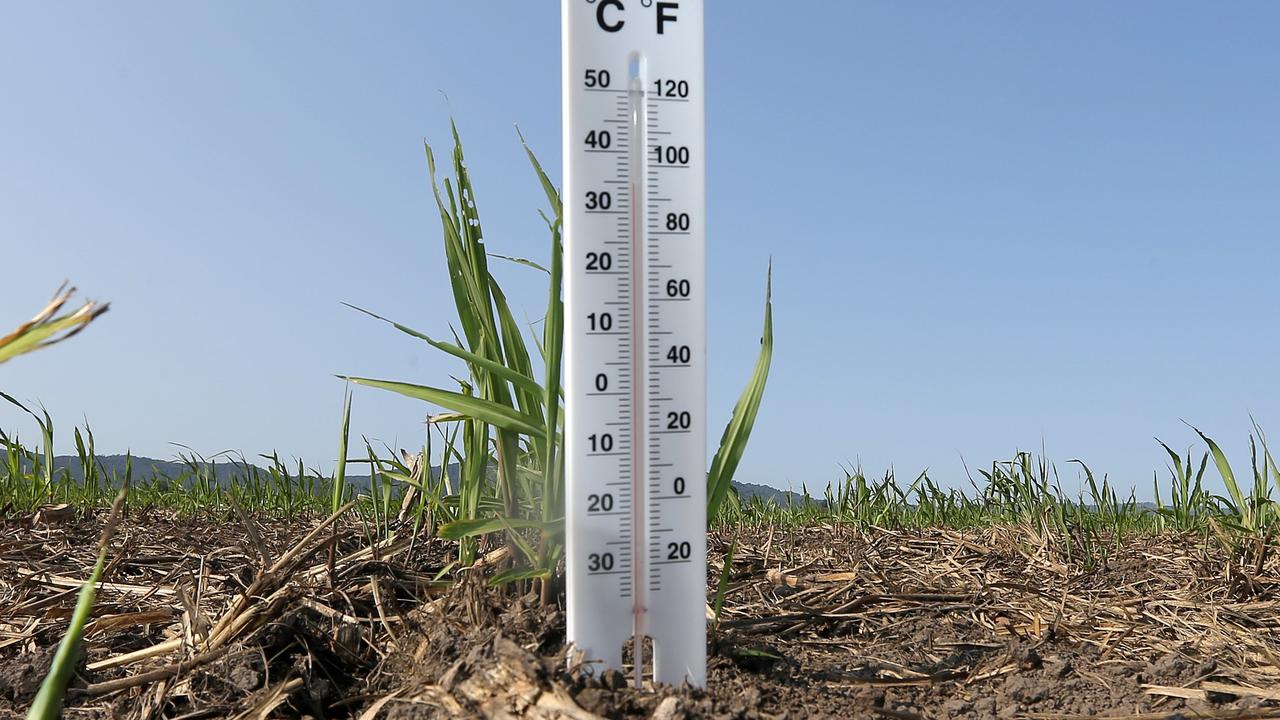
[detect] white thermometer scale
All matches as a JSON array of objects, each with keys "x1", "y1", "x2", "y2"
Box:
[{"x1": 562, "y1": 0, "x2": 707, "y2": 688}]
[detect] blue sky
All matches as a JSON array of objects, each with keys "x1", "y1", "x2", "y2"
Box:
[{"x1": 3, "y1": 2, "x2": 1278, "y2": 496}]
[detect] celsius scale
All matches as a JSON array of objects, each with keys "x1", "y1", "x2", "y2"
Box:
[{"x1": 562, "y1": 0, "x2": 707, "y2": 688}]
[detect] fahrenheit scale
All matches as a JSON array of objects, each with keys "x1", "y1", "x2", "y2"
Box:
[{"x1": 562, "y1": 0, "x2": 707, "y2": 689}]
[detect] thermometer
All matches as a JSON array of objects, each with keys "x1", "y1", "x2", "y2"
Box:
[{"x1": 562, "y1": 0, "x2": 707, "y2": 689}]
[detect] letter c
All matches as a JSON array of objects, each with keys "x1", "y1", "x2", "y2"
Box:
[{"x1": 596, "y1": 0, "x2": 625, "y2": 32}]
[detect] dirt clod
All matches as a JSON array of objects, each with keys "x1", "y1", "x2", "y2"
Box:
[{"x1": 0, "y1": 647, "x2": 58, "y2": 704}]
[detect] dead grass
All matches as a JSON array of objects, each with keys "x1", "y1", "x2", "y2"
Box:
[{"x1": 3, "y1": 509, "x2": 1280, "y2": 719}]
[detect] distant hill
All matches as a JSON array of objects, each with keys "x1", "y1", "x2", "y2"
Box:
[
  {"x1": 21, "y1": 455, "x2": 1150, "y2": 511},
  {"x1": 731, "y1": 480, "x2": 806, "y2": 506},
  {"x1": 7, "y1": 453, "x2": 413, "y2": 489},
  {"x1": 50, "y1": 454, "x2": 252, "y2": 482},
  {"x1": 20, "y1": 454, "x2": 795, "y2": 504}
]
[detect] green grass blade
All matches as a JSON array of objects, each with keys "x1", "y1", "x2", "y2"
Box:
[
  {"x1": 489, "y1": 278, "x2": 546, "y2": 430},
  {"x1": 27, "y1": 554, "x2": 103, "y2": 720},
  {"x1": 332, "y1": 387, "x2": 352, "y2": 514},
  {"x1": 424, "y1": 141, "x2": 485, "y2": 350},
  {"x1": 438, "y1": 516, "x2": 559, "y2": 540},
  {"x1": 540, "y1": 216, "x2": 565, "y2": 527},
  {"x1": 27, "y1": 489, "x2": 125, "y2": 720},
  {"x1": 517, "y1": 127, "x2": 561, "y2": 216},
  {"x1": 341, "y1": 376, "x2": 545, "y2": 439},
  {"x1": 344, "y1": 303, "x2": 544, "y2": 397},
  {"x1": 488, "y1": 253, "x2": 550, "y2": 274},
  {"x1": 0, "y1": 286, "x2": 108, "y2": 366},
  {"x1": 707, "y1": 263, "x2": 774, "y2": 521},
  {"x1": 1193, "y1": 425, "x2": 1250, "y2": 530},
  {"x1": 489, "y1": 567, "x2": 552, "y2": 586}
]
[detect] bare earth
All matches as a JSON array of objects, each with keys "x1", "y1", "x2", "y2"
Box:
[{"x1": 3, "y1": 509, "x2": 1280, "y2": 719}]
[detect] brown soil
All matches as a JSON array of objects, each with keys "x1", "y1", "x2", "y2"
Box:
[{"x1": 3, "y1": 508, "x2": 1280, "y2": 719}]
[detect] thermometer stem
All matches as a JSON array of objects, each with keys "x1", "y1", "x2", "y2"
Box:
[{"x1": 627, "y1": 54, "x2": 648, "y2": 690}]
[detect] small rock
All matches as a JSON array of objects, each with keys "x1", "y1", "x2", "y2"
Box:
[
  {"x1": 1016, "y1": 647, "x2": 1043, "y2": 670},
  {"x1": 600, "y1": 668, "x2": 627, "y2": 690},
  {"x1": 0, "y1": 647, "x2": 58, "y2": 702},
  {"x1": 575, "y1": 687, "x2": 605, "y2": 711},
  {"x1": 307, "y1": 677, "x2": 332, "y2": 704},
  {"x1": 34, "y1": 504, "x2": 75, "y2": 525},
  {"x1": 652, "y1": 696, "x2": 682, "y2": 720},
  {"x1": 334, "y1": 623, "x2": 365, "y2": 660},
  {"x1": 1152, "y1": 651, "x2": 1189, "y2": 679},
  {"x1": 439, "y1": 658, "x2": 467, "y2": 690},
  {"x1": 227, "y1": 662, "x2": 262, "y2": 692},
  {"x1": 1205, "y1": 688, "x2": 1239, "y2": 705}
]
